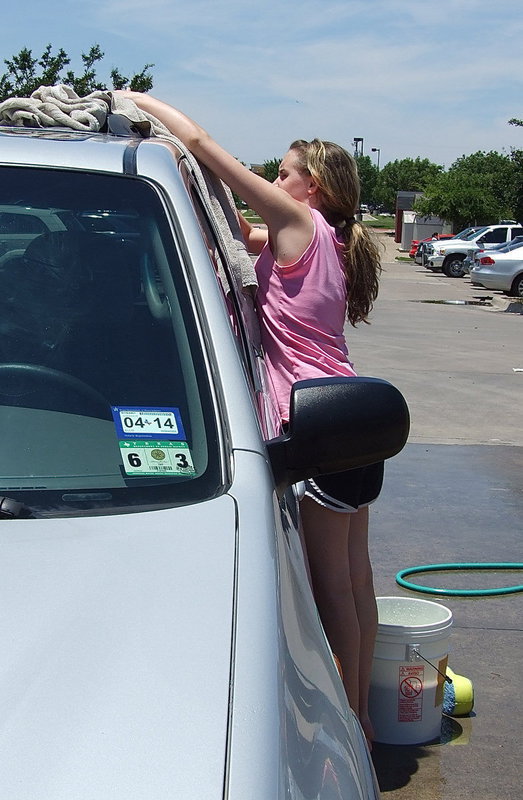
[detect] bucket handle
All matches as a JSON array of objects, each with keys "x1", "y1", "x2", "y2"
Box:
[{"x1": 407, "y1": 644, "x2": 453, "y2": 683}]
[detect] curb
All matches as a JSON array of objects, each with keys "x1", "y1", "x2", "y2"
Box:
[{"x1": 489, "y1": 295, "x2": 523, "y2": 314}]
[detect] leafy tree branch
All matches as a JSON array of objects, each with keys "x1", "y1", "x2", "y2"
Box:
[{"x1": 0, "y1": 44, "x2": 154, "y2": 101}]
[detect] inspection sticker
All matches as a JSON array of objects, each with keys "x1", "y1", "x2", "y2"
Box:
[
  {"x1": 112, "y1": 406, "x2": 186, "y2": 440},
  {"x1": 120, "y1": 440, "x2": 196, "y2": 476},
  {"x1": 398, "y1": 665, "x2": 424, "y2": 722}
]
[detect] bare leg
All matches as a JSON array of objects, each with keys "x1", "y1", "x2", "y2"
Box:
[
  {"x1": 347, "y1": 505, "x2": 377, "y2": 743},
  {"x1": 300, "y1": 497, "x2": 377, "y2": 744},
  {"x1": 300, "y1": 497, "x2": 360, "y2": 712}
]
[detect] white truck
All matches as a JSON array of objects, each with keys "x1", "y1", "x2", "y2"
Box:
[{"x1": 425, "y1": 222, "x2": 523, "y2": 277}]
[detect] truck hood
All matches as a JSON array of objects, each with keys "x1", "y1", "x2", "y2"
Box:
[
  {"x1": 0, "y1": 497, "x2": 237, "y2": 799},
  {"x1": 436, "y1": 238, "x2": 471, "y2": 248}
]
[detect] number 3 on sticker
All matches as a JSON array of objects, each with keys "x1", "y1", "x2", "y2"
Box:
[{"x1": 126, "y1": 452, "x2": 189, "y2": 469}]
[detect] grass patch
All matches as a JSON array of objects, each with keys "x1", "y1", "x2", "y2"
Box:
[
  {"x1": 241, "y1": 210, "x2": 264, "y2": 224},
  {"x1": 395, "y1": 256, "x2": 412, "y2": 262},
  {"x1": 364, "y1": 215, "x2": 395, "y2": 229}
]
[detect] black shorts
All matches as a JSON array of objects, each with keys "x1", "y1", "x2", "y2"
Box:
[{"x1": 304, "y1": 461, "x2": 384, "y2": 513}]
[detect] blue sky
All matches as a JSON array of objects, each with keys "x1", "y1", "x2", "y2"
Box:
[{"x1": 3, "y1": 0, "x2": 523, "y2": 168}]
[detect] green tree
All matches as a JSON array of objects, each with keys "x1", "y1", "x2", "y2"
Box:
[
  {"x1": 506, "y1": 117, "x2": 523, "y2": 222},
  {"x1": 508, "y1": 149, "x2": 523, "y2": 223},
  {"x1": 416, "y1": 150, "x2": 516, "y2": 230},
  {"x1": 263, "y1": 157, "x2": 280, "y2": 183},
  {"x1": 0, "y1": 44, "x2": 153, "y2": 101},
  {"x1": 354, "y1": 155, "x2": 379, "y2": 205},
  {"x1": 375, "y1": 157, "x2": 442, "y2": 212},
  {"x1": 415, "y1": 171, "x2": 498, "y2": 231}
]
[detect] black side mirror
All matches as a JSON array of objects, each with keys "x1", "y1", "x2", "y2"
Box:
[{"x1": 267, "y1": 377, "x2": 410, "y2": 495}]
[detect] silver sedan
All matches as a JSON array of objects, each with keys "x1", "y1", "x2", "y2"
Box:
[{"x1": 469, "y1": 241, "x2": 523, "y2": 296}]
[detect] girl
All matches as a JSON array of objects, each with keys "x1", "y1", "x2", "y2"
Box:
[{"x1": 119, "y1": 93, "x2": 382, "y2": 742}]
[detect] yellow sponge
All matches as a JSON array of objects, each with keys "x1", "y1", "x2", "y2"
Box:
[{"x1": 443, "y1": 667, "x2": 474, "y2": 716}]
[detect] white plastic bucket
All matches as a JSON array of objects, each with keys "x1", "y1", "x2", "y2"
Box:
[{"x1": 369, "y1": 596, "x2": 453, "y2": 745}]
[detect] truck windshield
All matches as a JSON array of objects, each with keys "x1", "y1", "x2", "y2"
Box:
[
  {"x1": 0, "y1": 167, "x2": 221, "y2": 517},
  {"x1": 468, "y1": 227, "x2": 487, "y2": 239},
  {"x1": 453, "y1": 227, "x2": 476, "y2": 239}
]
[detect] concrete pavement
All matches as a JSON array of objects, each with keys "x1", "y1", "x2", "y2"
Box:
[
  {"x1": 350, "y1": 236, "x2": 523, "y2": 800},
  {"x1": 351, "y1": 233, "x2": 523, "y2": 447}
]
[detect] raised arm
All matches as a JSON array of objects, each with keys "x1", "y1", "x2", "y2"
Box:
[{"x1": 118, "y1": 92, "x2": 313, "y2": 265}]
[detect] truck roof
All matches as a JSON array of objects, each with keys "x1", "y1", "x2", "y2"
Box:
[{"x1": 0, "y1": 126, "x2": 181, "y2": 175}]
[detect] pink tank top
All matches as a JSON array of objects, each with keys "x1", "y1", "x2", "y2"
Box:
[{"x1": 255, "y1": 207, "x2": 357, "y2": 422}]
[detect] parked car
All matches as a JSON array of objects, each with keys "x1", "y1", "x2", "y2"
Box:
[
  {"x1": 464, "y1": 235, "x2": 523, "y2": 276},
  {"x1": 422, "y1": 226, "x2": 481, "y2": 275},
  {"x1": 410, "y1": 234, "x2": 453, "y2": 264},
  {"x1": 425, "y1": 224, "x2": 523, "y2": 277},
  {"x1": 408, "y1": 233, "x2": 452, "y2": 261},
  {"x1": 0, "y1": 124, "x2": 409, "y2": 798},
  {"x1": 469, "y1": 243, "x2": 523, "y2": 296},
  {"x1": 412, "y1": 226, "x2": 479, "y2": 259}
]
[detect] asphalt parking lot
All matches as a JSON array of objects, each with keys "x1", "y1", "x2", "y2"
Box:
[{"x1": 349, "y1": 236, "x2": 523, "y2": 800}]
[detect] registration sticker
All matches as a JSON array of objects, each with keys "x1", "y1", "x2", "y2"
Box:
[
  {"x1": 112, "y1": 406, "x2": 186, "y2": 440},
  {"x1": 120, "y1": 440, "x2": 196, "y2": 476}
]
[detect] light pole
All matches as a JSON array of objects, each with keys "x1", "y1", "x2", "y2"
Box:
[
  {"x1": 371, "y1": 147, "x2": 381, "y2": 170},
  {"x1": 353, "y1": 137, "x2": 364, "y2": 157}
]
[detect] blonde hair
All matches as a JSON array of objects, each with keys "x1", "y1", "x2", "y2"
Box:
[{"x1": 289, "y1": 139, "x2": 382, "y2": 326}]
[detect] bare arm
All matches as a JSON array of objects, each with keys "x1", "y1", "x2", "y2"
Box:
[
  {"x1": 118, "y1": 92, "x2": 312, "y2": 265},
  {"x1": 237, "y1": 211, "x2": 268, "y2": 255}
]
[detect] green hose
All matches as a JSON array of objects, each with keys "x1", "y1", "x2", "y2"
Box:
[{"x1": 396, "y1": 562, "x2": 523, "y2": 597}]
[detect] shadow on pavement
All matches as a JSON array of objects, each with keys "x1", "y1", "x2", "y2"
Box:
[{"x1": 371, "y1": 717, "x2": 466, "y2": 792}]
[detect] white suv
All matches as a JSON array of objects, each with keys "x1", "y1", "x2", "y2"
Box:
[{"x1": 425, "y1": 223, "x2": 523, "y2": 277}]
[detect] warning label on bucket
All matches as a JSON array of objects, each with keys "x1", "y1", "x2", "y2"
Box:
[{"x1": 398, "y1": 665, "x2": 424, "y2": 722}]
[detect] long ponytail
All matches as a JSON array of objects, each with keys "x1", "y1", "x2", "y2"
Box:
[{"x1": 337, "y1": 218, "x2": 382, "y2": 326}]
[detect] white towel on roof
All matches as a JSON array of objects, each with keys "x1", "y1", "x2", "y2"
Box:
[{"x1": 0, "y1": 85, "x2": 110, "y2": 130}]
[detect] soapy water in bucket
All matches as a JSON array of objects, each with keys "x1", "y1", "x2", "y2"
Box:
[{"x1": 375, "y1": 596, "x2": 452, "y2": 631}]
